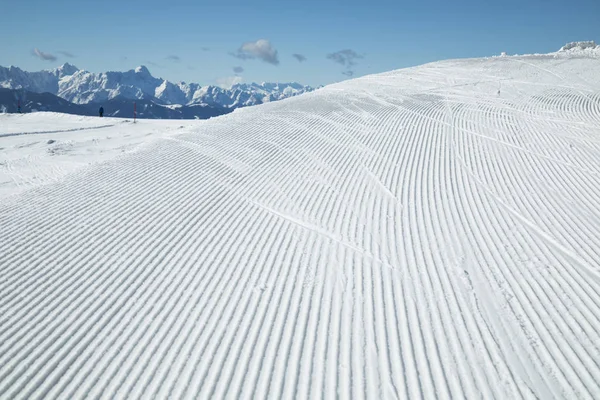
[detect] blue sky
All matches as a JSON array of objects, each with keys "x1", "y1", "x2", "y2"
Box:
[{"x1": 1, "y1": 0, "x2": 598, "y2": 87}]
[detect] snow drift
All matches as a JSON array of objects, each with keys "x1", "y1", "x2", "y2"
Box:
[{"x1": 1, "y1": 46, "x2": 600, "y2": 399}]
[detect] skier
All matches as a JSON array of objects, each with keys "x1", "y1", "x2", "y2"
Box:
[{"x1": 99, "y1": 106, "x2": 104, "y2": 117}]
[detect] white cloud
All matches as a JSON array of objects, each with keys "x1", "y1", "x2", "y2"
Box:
[
  {"x1": 232, "y1": 39, "x2": 279, "y2": 65},
  {"x1": 216, "y1": 76, "x2": 243, "y2": 88}
]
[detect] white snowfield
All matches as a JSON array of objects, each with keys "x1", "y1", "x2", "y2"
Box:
[
  {"x1": 1, "y1": 48, "x2": 600, "y2": 399},
  {"x1": 0, "y1": 113, "x2": 199, "y2": 199}
]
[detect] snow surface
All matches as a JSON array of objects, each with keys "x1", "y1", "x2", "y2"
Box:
[
  {"x1": 0, "y1": 113, "x2": 198, "y2": 199},
  {"x1": 1, "y1": 50, "x2": 600, "y2": 399}
]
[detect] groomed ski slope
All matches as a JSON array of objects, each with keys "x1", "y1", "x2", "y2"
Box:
[
  {"x1": 1, "y1": 51, "x2": 600, "y2": 399},
  {"x1": 0, "y1": 113, "x2": 198, "y2": 199}
]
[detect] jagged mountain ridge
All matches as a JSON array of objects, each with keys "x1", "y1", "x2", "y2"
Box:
[{"x1": 0, "y1": 64, "x2": 315, "y2": 108}]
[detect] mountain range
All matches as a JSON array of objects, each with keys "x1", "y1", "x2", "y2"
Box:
[{"x1": 0, "y1": 64, "x2": 316, "y2": 118}]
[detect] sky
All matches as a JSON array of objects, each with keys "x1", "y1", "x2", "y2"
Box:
[{"x1": 0, "y1": 0, "x2": 599, "y2": 87}]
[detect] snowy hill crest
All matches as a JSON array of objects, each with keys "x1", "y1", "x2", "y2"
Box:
[{"x1": 559, "y1": 41, "x2": 598, "y2": 52}]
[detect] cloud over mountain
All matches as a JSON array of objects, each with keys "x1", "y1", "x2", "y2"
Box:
[
  {"x1": 216, "y1": 76, "x2": 243, "y2": 89},
  {"x1": 32, "y1": 48, "x2": 57, "y2": 62},
  {"x1": 232, "y1": 39, "x2": 279, "y2": 65}
]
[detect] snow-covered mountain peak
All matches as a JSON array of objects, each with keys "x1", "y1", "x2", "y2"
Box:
[
  {"x1": 134, "y1": 65, "x2": 151, "y2": 76},
  {"x1": 0, "y1": 64, "x2": 315, "y2": 108},
  {"x1": 54, "y1": 63, "x2": 79, "y2": 77}
]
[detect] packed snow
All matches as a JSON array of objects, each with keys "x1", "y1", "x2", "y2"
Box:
[
  {"x1": 1, "y1": 48, "x2": 600, "y2": 399},
  {"x1": 0, "y1": 113, "x2": 198, "y2": 199}
]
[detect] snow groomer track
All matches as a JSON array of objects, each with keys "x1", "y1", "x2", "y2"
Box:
[{"x1": 1, "y1": 49, "x2": 600, "y2": 399}]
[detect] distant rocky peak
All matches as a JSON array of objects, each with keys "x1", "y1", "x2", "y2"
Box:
[
  {"x1": 0, "y1": 63, "x2": 315, "y2": 108},
  {"x1": 134, "y1": 65, "x2": 151, "y2": 76},
  {"x1": 56, "y1": 63, "x2": 79, "y2": 76}
]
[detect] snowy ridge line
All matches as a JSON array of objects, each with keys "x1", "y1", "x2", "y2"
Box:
[
  {"x1": 0, "y1": 63, "x2": 315, "y2": 109},
  {"x1": 1, "y1": 54, "x2": 600, "y2": 399}
]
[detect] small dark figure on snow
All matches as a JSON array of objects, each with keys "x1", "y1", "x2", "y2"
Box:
[
  {"x1": 99, "y1": 106, "x2": 104, "y2": 117},
  {"x1": 17, "y1": 104, "x2": 21, "y2": 113}
]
